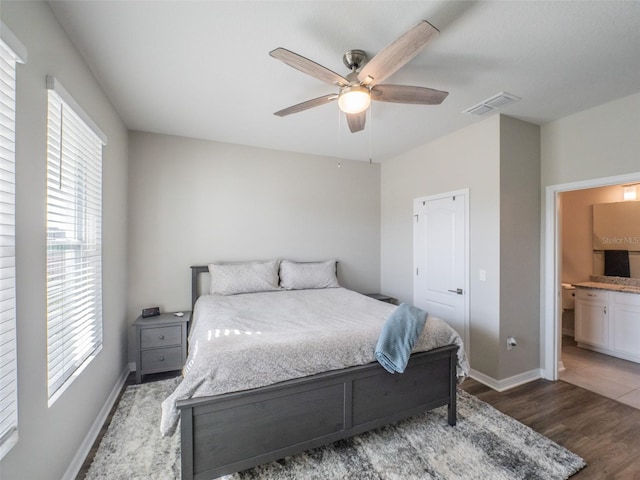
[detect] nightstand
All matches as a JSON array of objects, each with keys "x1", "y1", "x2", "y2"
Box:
[
  {"x1": 133, "y1": 311, "x2": 190, "y2": 383},
  {"x1": 364, "y1": 293, "x2": 398, "y2": 305}
]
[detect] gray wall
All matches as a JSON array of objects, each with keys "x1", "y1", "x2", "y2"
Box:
[
  {"x1": 541, "y1": 92, "x2": 640, "y2": 187},
  {"x1": 127, "y1": 131, "x2": 382, "y2": 363},
  {"x1": 381, "y1": 115, "x2": 542, "y2": 381},
  {"x1": 381, "y1": 115, "x2": 502, "y2": 377},
  {"x1": 498, "y1": 116, "x2": 541, "y2": 379},
  {"x1": 0, "y1": 2, "x2": 129, "y2": 480}
]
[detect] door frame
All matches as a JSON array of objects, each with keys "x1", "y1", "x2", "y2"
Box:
[
  {"x1": 543, "y1": 172, "x2": 640, "y2": 380},
  {"x1": 414, "y1": 189, "x2": 470, "y2": 358}
]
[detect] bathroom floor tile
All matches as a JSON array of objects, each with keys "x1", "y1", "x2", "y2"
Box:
[
  {"x1": 561, "y1": 335, "x2": 640, "y2": 410},
  {"x1": 618, "y1": 389, "x2": 640, "y2": 409},
  {"x1": 559, "y1": 369, "x2": 636, "y2": 399}
]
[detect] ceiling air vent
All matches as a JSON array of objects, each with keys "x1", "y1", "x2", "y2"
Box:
[{"x1": 463, "y1": 92, "x2": 521, "y2": 116}]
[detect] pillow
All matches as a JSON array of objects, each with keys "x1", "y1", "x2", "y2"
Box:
[
  {"x1": 208, "y1": 260, "x2": 281, "y2": 295},
  {"x1": 279, "y1": 260, "x2": 339, "y2": 290}
]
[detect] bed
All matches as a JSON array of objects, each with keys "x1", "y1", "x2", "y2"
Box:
[{"x1": 168, "y1": 261, "x2": 468, "y2": 480}]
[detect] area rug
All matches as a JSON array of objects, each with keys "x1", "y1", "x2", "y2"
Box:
[{"x1": 85, "y1": 378, "x2": 585, "y2": 480}]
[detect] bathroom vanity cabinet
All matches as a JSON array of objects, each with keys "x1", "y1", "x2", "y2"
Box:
[
  {"x1": 575, "y1": 286, "x2": 640, "y2": 363},
  {"x1": 575, "y1": 288, "x2": 609, "y2": 349},
  {"x1": 610, "y1": 292, "x2": 640, "y2": 361}
]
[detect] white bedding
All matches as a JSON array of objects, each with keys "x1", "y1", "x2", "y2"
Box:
[{"x1": 160, "y1": 287, "x2": 468, "y2": 435}]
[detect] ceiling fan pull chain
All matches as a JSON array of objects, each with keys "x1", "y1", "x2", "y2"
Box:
[
  {"x1": 368, "y1": 103, "x2": 373, "y2": 164},
  {"x1": 338, "y1": 104, "x2": 342, "y2": 159}
]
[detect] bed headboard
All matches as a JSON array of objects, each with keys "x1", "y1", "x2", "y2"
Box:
[{"x1": 190, "y1": 265, "x2": 209, "y2": 311}]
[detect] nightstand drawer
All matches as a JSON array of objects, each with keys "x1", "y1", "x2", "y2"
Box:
[
  {"x1": 140, "y1": 325, "x2": 182, "y2": 348},
  {"x1": 140, "y1": 346, "x2": 183, "y2": 372},
  {"x1": 133, "y1": 311, "x2": 190, "y2": 383}
]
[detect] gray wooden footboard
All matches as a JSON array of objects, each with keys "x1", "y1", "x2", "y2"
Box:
[{"x1": 177, "y1": 344, "x2": 457, "y2": 480}]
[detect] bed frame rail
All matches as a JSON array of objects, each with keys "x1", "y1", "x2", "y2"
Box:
[{"x1": 178, "y1": 344, "x2": 457, "y2": 480}]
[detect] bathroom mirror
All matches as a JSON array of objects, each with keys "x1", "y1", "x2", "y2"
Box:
[
  {"x1": 593, "y1": 201, "x2": 640, "y2": 251},
  {"x1": 592, "y1": 201, "x2": 640, "y2": 277}
]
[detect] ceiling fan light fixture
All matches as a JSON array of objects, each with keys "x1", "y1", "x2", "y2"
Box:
[{"x1": 338, "y1": 85, "x2": 371, "y2": 114}]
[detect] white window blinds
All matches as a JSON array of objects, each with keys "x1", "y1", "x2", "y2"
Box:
[
  {"x1": 46, "y1": 80, "x2": 105, "y2": 403},
  {"x1": 0, "y1": 26, "x2": 25, "y2": 459}
]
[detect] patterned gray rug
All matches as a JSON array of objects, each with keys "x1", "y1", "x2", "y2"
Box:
[{"x1": 85, "y1": 377, "x2": 585, "y2": 480}]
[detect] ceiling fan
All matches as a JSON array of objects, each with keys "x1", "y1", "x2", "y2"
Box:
[{"x1": 270, "y1": 20, "x2": 449, "y2": 133}]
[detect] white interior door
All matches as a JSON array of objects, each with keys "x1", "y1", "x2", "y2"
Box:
[{"x1": 414, "y1": 192, "x2": 468, "y2": 346}]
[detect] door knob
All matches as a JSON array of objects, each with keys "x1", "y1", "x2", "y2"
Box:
[{"x1": 448, "y1": 288, "x2": 463, "y2": 295}]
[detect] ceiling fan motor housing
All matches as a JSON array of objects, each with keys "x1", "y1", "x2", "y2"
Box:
[{"x1": 343, "y1": 49, "x2": 367, "y2": 71}]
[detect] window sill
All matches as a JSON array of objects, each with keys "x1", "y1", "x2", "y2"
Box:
[
  {"x1": 0, "y1": 429, "x2": 18, "y2": 461},
  {"x1": 48, "y1": 345, "x2": 103, "y2": 408}
]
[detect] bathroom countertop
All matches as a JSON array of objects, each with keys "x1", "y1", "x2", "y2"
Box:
[{"x1": 573, "y1": 281, "x2": 640, "y2": 294}]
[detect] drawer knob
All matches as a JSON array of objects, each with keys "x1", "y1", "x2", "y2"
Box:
[
  {"x1": 159, "y1": 335, "x2": 165, "y2": 340},
  {"x1": 159, "y1": 356, "x2": 165, "y2": 361}
]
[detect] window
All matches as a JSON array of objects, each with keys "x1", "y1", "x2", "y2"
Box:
[
  {"x1": 0, "y1": 23, "x2": 26, "y2": 460},
  {"x1": 46, "y1": 77, "x2": 106, "y2": 404}
]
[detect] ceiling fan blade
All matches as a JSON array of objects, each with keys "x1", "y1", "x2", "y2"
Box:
[
  {"x1": 274, "y1": 94, "x2": 337, "y2": 117},
  {"x1": 346, "y1": 111, "x2": 366, "y2": 133},
  {"x1": 371, "y1": 84, "x2": 449, "y2": 105},
  {"x1": 270, "y1": 48, "x2": 349, "y2": 86},
  {"x1": 358, "y1": 20, "x2": 439, "y2": 86}
]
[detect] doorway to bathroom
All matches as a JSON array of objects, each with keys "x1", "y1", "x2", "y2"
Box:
[{"x1": 544, "y1": 172, "x2": 640, "y2": 409}]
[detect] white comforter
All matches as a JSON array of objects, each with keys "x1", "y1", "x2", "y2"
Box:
[{"x1": 160, "y1": 287, "x2": 468, "y2": 435}]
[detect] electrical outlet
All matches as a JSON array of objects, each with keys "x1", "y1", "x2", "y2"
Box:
[{"x1": 507, "y1": 336, "x2": 517, "y2": 350}]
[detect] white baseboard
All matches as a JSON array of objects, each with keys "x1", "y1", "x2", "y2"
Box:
[
  {"x1": 562, "y1": 328, "x2": 575, "y2": 337},
  {"x1": 61, "y1": 364, "x2": 132, "y2": 480},
  {"x1": 469, "y1": 368, "x2": 542, "y2": 392}
]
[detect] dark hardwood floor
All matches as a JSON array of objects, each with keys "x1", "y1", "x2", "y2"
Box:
[
  {"x1": 77, "y1": 374, "x2": 640, "y2": 479},
  {"x1": 460, "y1": 378, "x2": 640, "y2": 479}
]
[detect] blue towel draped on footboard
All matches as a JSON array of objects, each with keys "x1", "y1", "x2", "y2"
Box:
[{"x1": 375, "y1": 303, "x2": 427, "y2": 374}]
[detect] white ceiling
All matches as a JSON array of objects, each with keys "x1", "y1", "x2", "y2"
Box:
[{"x1": 48, "y1": 1, "x2": 640, "y2": 162}]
